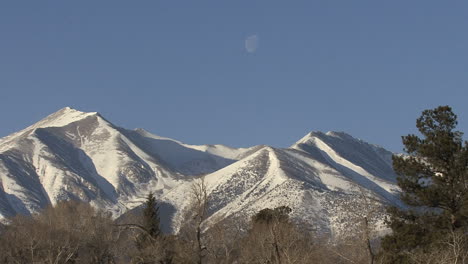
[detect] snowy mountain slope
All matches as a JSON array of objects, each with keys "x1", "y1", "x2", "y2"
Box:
[
  {"x1": 0, "y1": 107, "x2": 254, "y2": 218},
  {"x1": 122, "y1": 128, "x2": 260, "y2": 176},
  {"x1": 0, "y1": 109, "x2": 169, "y2": 217},
  {"x1": 292, "y1": 131, "x2": 396, "y2": 183},
  {"x1": 0, "y1": 107, "x2": 96, "y2": 152},
  {"x1": 162, "y1": 133, "x2": 401, "y2": 235},
  {"x1": 0, "y1": 107, "x2": 402, "y2": 236}
]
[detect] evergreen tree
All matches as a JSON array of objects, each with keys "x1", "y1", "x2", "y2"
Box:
[
  {"x1": 381, "y1": 106, "x2": 468, "y2": 263},
  {"x1": 136, "y1": 192, "x2": 161, "y2": 251},
  {"x1": 143, "y1": 192, "x2": 161, "y2": 239}
]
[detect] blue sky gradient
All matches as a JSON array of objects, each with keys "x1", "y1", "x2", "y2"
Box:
[{"x1": 0, "y1": 1, "x2": 467, "y2": 152}]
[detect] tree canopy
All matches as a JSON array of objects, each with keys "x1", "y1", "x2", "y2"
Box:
[{"x1": 381, "y1": 105, "x2": 468, "y2": 263}]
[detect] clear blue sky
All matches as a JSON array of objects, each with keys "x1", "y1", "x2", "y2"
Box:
[{"x1": 0, "y1": 1, "x2": 467, "y2": 152}]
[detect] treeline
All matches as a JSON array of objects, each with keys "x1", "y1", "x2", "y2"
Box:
[
  {"x1": 0, "y1": 195, "x2": 466, "y2": 264},
  {"x1": 0, "y1": 197, "x2": 377, "y2": 264}
]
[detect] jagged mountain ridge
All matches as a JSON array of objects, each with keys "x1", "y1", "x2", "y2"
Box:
[
  {"x1": 0, "y1": 107, "x2": 256, "y2": 217},
  {"x1": 0, "y1": 107, "x2": 401, "y2": 235}
]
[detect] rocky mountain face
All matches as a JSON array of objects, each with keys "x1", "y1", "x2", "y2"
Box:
[{"x1": 0, "y1": 107, "x2": 401, "y2": 235}]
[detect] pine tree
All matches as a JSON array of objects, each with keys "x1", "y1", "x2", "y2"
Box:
[
  {"x1": 381, "y1": 106, "x2": 468, "y2": 263},
  {"x1": 136, "y1": 192, "x2": 161, "y2": 251},
  {"x1": 143, "y1": 192, "x2": 161, "y2": 239}
]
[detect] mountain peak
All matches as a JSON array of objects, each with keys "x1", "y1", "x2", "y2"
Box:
[
  {"x1": 55, "y1": 106, "x2": 97, "y2": 116},
  {"x1": 37, "y1": 107, "x2": 99, "y2": 128},
  {"x1": 325, "y1": 131, "x2": 350, "y2": 137},
  {"x1": 293, "y1": 131, "x2": 356, "y2": 146},
  {"x1": 61, "y1": 106, "x2": 73, "y2": 111},
  {"x1": 0, "y1": 107, "x2": 102, "y2": 147}
]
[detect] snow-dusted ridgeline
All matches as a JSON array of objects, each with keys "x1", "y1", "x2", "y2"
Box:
[
  {"x1": 162, "y1": 133, "x2": 401, "y2": 234},
  {"x1": 0, "y1": 107, "x2": 401, "y2": 235},
  {"x1": 0, "y1": 107, "x2": 256, "y2": 217}
]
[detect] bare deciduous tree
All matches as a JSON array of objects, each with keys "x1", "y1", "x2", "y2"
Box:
[
  {"x1": 0, "y1": 201, "x2": 118, "y2": 264},
  {"x1": 190, "y1": 176, "x2": 209, "y2": 264},
  {"x1": 400, "y1": 229, "x2": 468, "y2": 264},
  {"x1": 329, "y1": 186, "x2": 384, "y2": 264}
]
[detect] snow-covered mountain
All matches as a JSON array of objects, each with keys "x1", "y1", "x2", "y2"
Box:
[
  {"x1": 0, "y1": 107, "x2": 256, "y2": 217},
  {"x1": 0, "y1": 107, "x2": 401, "y2": 235},
  {"x1": 162, "y1": 132, "x2": 401, "y2": 235}
]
